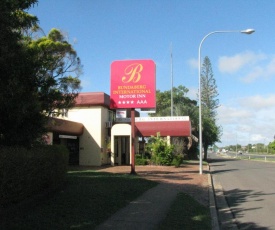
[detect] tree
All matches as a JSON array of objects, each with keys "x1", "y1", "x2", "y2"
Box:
[
  {"x1": 0, "y1": 0, "x2": 44, "y2": 146},
  {"x1": 150, "y1": 85, "x2": 198, "y2": 159},
  {"x1": 200, "y1": 56, "x2": 222, "y2": 160},
  {"x1": 151, "y1": 85, "x2": 197, "y2": 121},
  {"x1": 268, "y1": 141, "x2": 275, "y2": 154},
  {"x1": 0, "y1": 1, "x2": 82, "y2": 146},
  {"x1": 29, "y1": 28, "x2": 82, "y2": 116}
]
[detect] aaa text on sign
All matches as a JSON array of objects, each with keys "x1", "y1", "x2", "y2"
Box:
[{"x1": 110, "y1": 60, "x2": 156, "y2": 109}]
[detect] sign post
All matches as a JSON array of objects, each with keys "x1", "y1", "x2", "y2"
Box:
[
  {"x1": 110, "y1": 60, "x2": 156, "y2": 174},
  {"x1": 130, "y1": 108, "x2": 136, "y2": 174}
]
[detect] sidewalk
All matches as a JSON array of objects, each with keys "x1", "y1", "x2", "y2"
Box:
[{"x1": 94, "y1": 164, "x2": 211, "y2": 230}]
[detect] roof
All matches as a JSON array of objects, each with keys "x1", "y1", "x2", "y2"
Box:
[
  {"x1": 46, "y1": 117, "x2": 84, "y2": 136},
  {"x1": 75, "y1": 92, "x2": 110, "y2": 108},
  {"x1": 135, "y1": 120, "x2": 191, "y2": 137}
]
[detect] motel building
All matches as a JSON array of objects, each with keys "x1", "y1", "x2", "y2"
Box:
[{"x1": 46, "y1": 92, "x2": 192, "y2": 167}]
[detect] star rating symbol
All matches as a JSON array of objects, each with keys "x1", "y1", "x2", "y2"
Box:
[{"x1": 117, "y1": 100, "x2": 135, "y2": 105}]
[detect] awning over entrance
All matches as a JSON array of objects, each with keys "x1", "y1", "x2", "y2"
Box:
[
  {"x1": 46, "y1": 117, "x2": 84, "y2": 136},
  {"x1": 135, "y1": 120, "x2": 191, "y2": 137}
]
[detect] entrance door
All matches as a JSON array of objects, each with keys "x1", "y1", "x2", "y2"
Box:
[
  {"x1": 114, "y1": 136, "x2": 130, "y2": 165},
  {"x1": 67, "y1": 138, "x2": 79, "y2": 165},
  {"x1": 53, "y1": 133, "x2": 79, "y2": 165}
]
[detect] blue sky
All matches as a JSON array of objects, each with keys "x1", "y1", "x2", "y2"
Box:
[{"x1": 28, "y1": 0, "x2": 275, "y2": 147}]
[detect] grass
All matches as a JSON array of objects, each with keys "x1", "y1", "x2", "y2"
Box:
[
  {"x1": 159, "y1": 192, "x2": 212, "y2": 230},
  {"x1": 1, "y1": 170, "x2": 158, "y2": 230},
  {"x1": 1, "y1": 167, "x2": 212, "y2": 230}
]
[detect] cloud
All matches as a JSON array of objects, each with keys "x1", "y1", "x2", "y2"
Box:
[
  {"x1": 239, "y1": 94, "x2": 275, "y2": 110},
  {"x1": 218, "y1": 51, "x2": 275, "y2": 83},
  {"x1": 241, "y1": 57, "x2": 275, "y2": 83},
  {"x1": 187, "y1": 58, "x2": 198, "y2": 69},
  {"x1": 186, "y1": 87, "x2": 198, "y2": 100},
  {"x1": 241, "y1": 66, "x2": 264, "y2": 83},
  {"x1": 218, "y1": 51, "x2": 266, "y2": 73},
  {"x1": 217, "y1": 105, "x2": 252, "y2": 124},
  {"x1": 266, "y1": 58, "x2": 275, "y2": 75},
  {"x1": 217, "y1": 95, "x2": 275, "y2": 146},
  {"x1": 79, "y1": 77, "x2": 92, "y2": 91}
]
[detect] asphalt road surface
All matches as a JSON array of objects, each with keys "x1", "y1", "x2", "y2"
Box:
[{"x1": 208, "y1": 152, "x2": 275, "y2": 229}]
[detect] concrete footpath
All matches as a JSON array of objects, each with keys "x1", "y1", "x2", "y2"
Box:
[
  {"x1": 94, "y1": 164, "x2": 220, "y2": 230},
  {"x1": 95, "y1": 183, "x2": 178, "y2": 230}
]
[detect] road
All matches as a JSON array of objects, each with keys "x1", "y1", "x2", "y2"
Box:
[{"x1": 208, "y1": 152, "x2": 275, "y2": 229}]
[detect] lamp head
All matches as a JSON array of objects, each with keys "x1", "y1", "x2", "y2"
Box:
[{"x1": 241, "y1": 29, "x2": 255, "y2": 34}]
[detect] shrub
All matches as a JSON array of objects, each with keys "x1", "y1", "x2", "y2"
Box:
[
  {"x1": 0, "y1": 145, "x2": 69, "y2": 206},
  {"x1": 135, "y1": 154, "x2": 148, "y2": 165},
  {"x1": 148, "y1": 133, "x2": 174, "y2": 166},
  {"x1": 172, "y1": 154, "x2": 184, "y2": 167}
]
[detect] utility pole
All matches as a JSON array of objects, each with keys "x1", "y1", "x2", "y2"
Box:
[{"x1": 170, "y1": 43, "x2": 173, "y2": 117}]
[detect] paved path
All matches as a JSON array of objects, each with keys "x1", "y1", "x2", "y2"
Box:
[{"x1": 95, "y1": 183, "x2": 178, "y2": 230}]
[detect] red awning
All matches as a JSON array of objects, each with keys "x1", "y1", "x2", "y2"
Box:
[{"x1": 135, "y1": 120, "x2": 191, "y2": 137}]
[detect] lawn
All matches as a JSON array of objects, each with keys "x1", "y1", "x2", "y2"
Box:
[
  {"x1": 1, "y1": 167, "x2": 212, "y2": 230},
  {"x1": 159, "y1": 192, "x2": 212, "y2": 230},
  {"x1": 1, "y1": 169, "x2": 158, "y2": 230}
]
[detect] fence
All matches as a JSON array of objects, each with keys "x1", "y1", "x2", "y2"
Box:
[{"x1": 226, "y1": 152, "x2": 275, "y2": 162}]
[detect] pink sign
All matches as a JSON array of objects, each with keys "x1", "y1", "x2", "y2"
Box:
[{"x1": 110, "y1": 60, "x2": 156, "y2": 109}]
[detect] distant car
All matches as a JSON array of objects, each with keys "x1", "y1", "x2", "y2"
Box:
[{"x1": 238, "y1": 151, "x2": 243, "y2": 155}]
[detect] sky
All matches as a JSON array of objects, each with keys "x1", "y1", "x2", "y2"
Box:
[{"x1": 28, "y1": 0, "x2": 275, "y2": 147}]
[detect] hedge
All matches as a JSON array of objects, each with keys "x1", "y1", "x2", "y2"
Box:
[{"x1": 0, "y1": 145, "x2": 69, "y2": 206}]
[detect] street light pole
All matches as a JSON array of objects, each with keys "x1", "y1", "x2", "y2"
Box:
[{"x1": 198, "y1": 29, "x2": 255, "y2": 174}]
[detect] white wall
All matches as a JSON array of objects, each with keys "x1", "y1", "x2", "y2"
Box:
[{"x1": 68, "y1": 106, "x2": 109, "y2": 166}]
